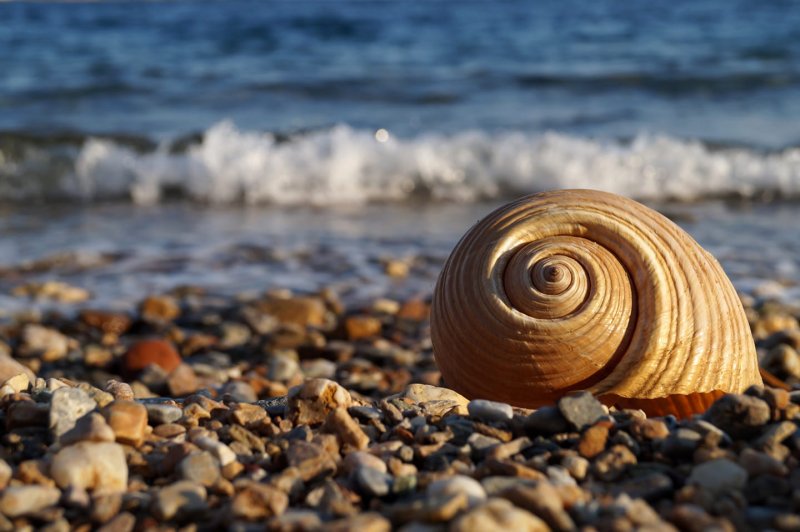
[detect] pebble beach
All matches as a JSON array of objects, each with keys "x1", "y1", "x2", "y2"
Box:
[{"x1": 1, "y1": 283, "x2": 800, "y2": 531}]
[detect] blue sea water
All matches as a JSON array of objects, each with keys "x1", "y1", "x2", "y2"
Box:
[{"x1": 0, "y1": 0, "x2": 799, "y2": 310}]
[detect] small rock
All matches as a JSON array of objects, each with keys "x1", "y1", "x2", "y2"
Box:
[
  {"x1": 612, "y1": 472, "x2": 674, "y2": 502},
  {"x1": 80, "y1": 310, "x2": 132, "y2": 335},
  {"x1": 525, "y1": 406, "x2": 570, "y2": 434},
  {"x1": 104, "y1": 380, "x2": 134, "y2": 401},
  {"x1": 500, "y1": 481, "x2": 575, "y2": 531},
  {"x1": 2, "y1": 373, "x2": 29, "y2": 393},
  {"x1": 51, "y1": 441, "x2": 128, "y2": 492},
  {"x1": 578, "y1": 423, "x2": 610, "y2": 458},
  {"x1": 123, "y1": 339, "x2": 182, "y2": 375},
  {"x1": 629, "y1": 417, "x2": 670, "y2": 440},
  {"x1": 167, "y1": 363, "x2": 199, "y2": 397},
  {"x1": 20, "y1": 324, "x2": 70, "y2": 361},
  {"x1": 739, "y1": 448, "x2": 787, "y2": 477},
  {"x1": 178, "y1": 452, "x2": 221, "y2": 487},
  {"x1": 451, "y1": 498, "x2": 548, "y2": 532},
  {"x1": 258, "y1": 296, "x2": 327, "y2": 327},
  {"x1": 103, "y1": 400, "x2": 148, "y2": 446},
  {"x1": 562, "y1": 455, "x2": 589, "y2": 481},
  {"x1": 558, "y1": 391, "x2": 607, "y2": 430},
  {"x1": 688, "y1": 458, "x2": 747, "y2": 495},
  {"x1": 267, "y1": 352, "x2": 299, "y2": 381},
  {"x1": 50, "y1": 387, "x2": 97, "y2": 439},
  {"x1": 60, "y1": 412, "x2": 116, "y2": 445},
  {"x1": 286, "y1": 440, "x2": 337, "y2": 482},
  {"x1": 592, "y1": 444, "x2": 637, "y2": 481},
  {"x1": 0, "y1": 485, "x2": 61, "y2": 517},
  {"x1": 151, "y1": 480, "x2": 207, "y2": 521},
  {"x1": 96, "y1": 512, "x2": 136, "y2": 532},
  {"x1": 468, "y1": 399, "x2": 514, "y2": 423},
  {"x1": 288, "y1": 378, "x2": 352, "y2": 425},
  {"x1": 231, "y1": 481, "x2": 289, "y2": 520},
  {"x1": 0, "y1": 353, "x2": 35, "y2": 384},
  {"x1": 193, "y1": 436, "x2": 237, "y2": 466},
  {"x1": 140, "y1": 295, "x2": 181, "y2": 323},
  {"x1": 354, "y1": 466, "x2": 392, "y2": 498},
  {"x1": 323, "y1": 408, "x2": 370, "y2": 450},
  {"x1": 325, "y1": 512, "x2": 391, "y2": 532},
  {"x1": 427, "y1": 475, "x2": 487, "y2": 508},
  {"x1": 146, "y1": 403, "x2": 183, "y2": 425},
  {"x1": 705, "y1": 394, "x2": 770, "y2": 439},
  {"x1": 221, "y1": 380, "x2": 257, "y2": 403},
  {"x1": 0, "y1": 460, "x2": 11, "y2": 489},
  {"x1": 344, "y1": 315, "x2": 383, "y2": 340},
  {"x1": 343, "y1": 451, "x2": 387, "y2": 475},
  {"x1": 91, "y1": 492, "x2": 122, "y2": 524}
]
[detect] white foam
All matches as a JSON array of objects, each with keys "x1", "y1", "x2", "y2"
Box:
[{"x1": 56, "y1": 121, "x2": 800, "y2": 204}]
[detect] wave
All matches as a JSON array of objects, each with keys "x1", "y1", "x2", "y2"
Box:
[{"x1": 2, "y1": 121, "x2": 800, "y2": 205}]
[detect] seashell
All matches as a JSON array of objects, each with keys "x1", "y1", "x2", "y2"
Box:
[{"x1": 431, "y1": 189, "x2": 761, "y2": 418}]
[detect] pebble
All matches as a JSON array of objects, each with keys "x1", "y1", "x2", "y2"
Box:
[
  {"x1": 231, "y1": 481, "x2": 289, "y2": 519},
  {"x1": 145, "y1": 403, "x2": 183, "y2": 425},
  {"x1": 288, "y1": 378, "x2": 352, "y2": 425},
  {"x1": 20, "y1": 324, "x2": 70, "y2": 361},
  {"x1": 344, "y1": 315, "x2": 383, "y2": 340},
  {"x1": 267, "y1": 352, "x2": 300, "y2": 381},
  {"x1": 166, "y1": 363, "x2": 199, "y2": 396},
  {"x1": 704, "y1": 393, "x2": 771, "y2": 438},
  {"x1": 323, "y1": 407, "x2": 370, "y2": 450},
  {"x1": 51, "y1": 441, "x2": 128, "y2": 492},
  {"x1": 103, "y1": 400, "x2": 148, "y2": 446},
  {"x1": 151, "y1": 480, "x2": 207, "y2": 521},
  {"x1": 688, "y1": 458, "x2": 748, "y2": 495},
  {"x1": 140, "y1": 295, "x2": 181, "y2": 323},
  {"x1": 558, "y1": 391, "x2": 607, "y2": 430},
  {"x1": 468, "y1": 399, "x2": 514, "y2": 423},
  {"x1": 0, "y1": 460, "x2": 10, "y2": 490},
  {"x1": 122, "y1": 339, "x2": 182, "y2": 375},
  {"x1": 178, "y1": 451, "x2": 221, "y2": 487},
  {"x1": 0, "y1": 485, "x2": 61, "y2": 517},
  {"x1": 50, "y1": 387, "x2": 97, "y2": 439},
  {"x1": 343, "y1": 451, "x2": 387, "y2": 475},
  {"x1": 525, "y1": 406, "x2": 570, "y2": 434},
  {"x1": 427, "y1": 475, "x2": 487, "y2": 508},
  {"x1": 60, "y1": 412, "x2": 116, "y2": 445},
  {"x1": 193, "y1": 436, "x2": 237, "y2": 466},
  {"x1": 221, "y1": 380, "x2": 257, "y2": 403},
  {"x1": 258, "y1": 296, "x2": 327, "y2": 327},
  {"x1": 2, "y1": 373, "x2": 29, "y2": 393},
  {"x1": 286, "y1": 440, "x2": 337, "y2": 482},
  {"x1": 500, "y1": 481, "x2": 575, "y2": 531},
  {"x1": 451, "y1": 497, "x2": 549, "y2": 532},
  {"x1": 578, "y1": 423, "x2": 610, "y2": 458},
  {"x1": 0, "y1": 353, "x2": 35, "y2": 384},
  {"x1": 592, "y1": 444, "x2": 637, "y2": 481},
  {"x1": 104, "y1": 380, "x2": 134, "y2": 401},
  {"x1": 354, "y1": 466, "x2": 392, "y2": 498}
]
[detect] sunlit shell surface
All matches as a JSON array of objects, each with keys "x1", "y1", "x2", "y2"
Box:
[{"x1": 431, "y1": 189, "x2": 762, "y2": 417}]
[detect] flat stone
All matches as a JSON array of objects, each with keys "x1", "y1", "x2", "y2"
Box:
[
  {"x1": 51, "y1": 441, "x2": 128, "y2": 492},
  {"x1": 0, "y1": 485, "x2": 61, "y2": 518},
  {"x1": 557, "y1": 391, "x2": 607, "y2": 431},
  {"x1": 343, "y1": 451, "x2": 387, "y2": 475},
  {"x1": 395, "y1": 384, "x2": 469, "y2": 415},
  {"x1": 451, "y1": 498, "x2": 548, "y2": 532},
  {"x1": 468, "y1": 399, "x2": 514, "y2": 424},
  {"x1": 167, "y1": 363, "x2": 199, "y2": 397},
  {"x1": 231, "y1": 481, "x2": 289, "y2": 520},
  {"x1": 50, "y1": 387, "x2": 97, "y2": 439},
  {"x1": 288, "y1": 378, "x2": 352, "y2": 425},
  {"x1": 705, "y1": 394, "x2": 771, "y2": 439},
  {"x1": 427, "y1": 475, "x2": 486, "y2": 509},
  {"x1": 2, "y1": 373, "x2": 29, "y2": 393},
  {"x1": 151, "y1": 480, "x2": 207, "y2": 521},
  {"x1": 688, "y1": 458, "x2": 747, "y2": 495},
  {"x1": 578, "y1": 423, "x2": 610, "y2": 458},
  {"x1": 221, "y1": 381, "x2": 257, "y2": 403},
  {"x1": 60, "y1": 412, "x2": 116, "y2": 445},
  {"x1": 178, "y1": 451, "x2": 220, "y2": 487},
  {"x1": 103, "y1": 400, "x2": 148, "y2": 446}
]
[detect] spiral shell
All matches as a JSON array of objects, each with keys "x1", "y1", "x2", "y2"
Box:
[{"x1": 431, "y1": 189, "x2": 761, "y2": 418}]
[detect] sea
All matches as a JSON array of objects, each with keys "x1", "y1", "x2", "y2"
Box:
[{"x1": 1, "y1": 0, "x2": 800, "y2": 314}]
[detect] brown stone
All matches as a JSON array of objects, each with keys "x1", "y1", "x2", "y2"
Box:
[
  {"x1": 344, "y1": 316, "x2": 382, "y2": 340},
  {"x1": 592, "y1": 444, "x2": 637, "y2": 481},
  {"x1": 288, "y1": 378, "x2": 352, "y2": 425},
  {"x1": 323, "y1": 408, "x2": 370, "y2": 451},
  {"x1": 167, "y1": 363, "x2": 199, "y2": 397},
  {"x1": 257, "y1": 296, "x2": 327, "y2": 327},
  {"x1": 629, "y1": 418, "x2": 670, "y2": 440},
  {"x1": 123, "y1": 339, "x2": 181, "y2": 374},
  {"x1": 578, "y1": 424, "x2": 609, "y2": 458},
  {"x1": 231, "y1": 481, "x2": 289, "y2": 520},
  {"x1": 103, "y1": 400, "x2": 148, "y2": 446},
  {"x1": 286, "y1": 441, "x2": 337, "y2": 482},
  {"x1": 140, "y1": 295, "x2": 180, "y2": 323},
  {"x1": 80, "y1": 310, "x2": 132, "y2": 335}
]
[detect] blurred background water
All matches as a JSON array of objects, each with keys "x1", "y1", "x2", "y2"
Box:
[{"x1": 1, "y1": 0, "x2": 799, "y2": 312}]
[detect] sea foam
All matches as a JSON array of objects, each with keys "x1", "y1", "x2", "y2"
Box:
[{"x1": 6, "y1": 121, "x2": 800, "y2": 205}]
